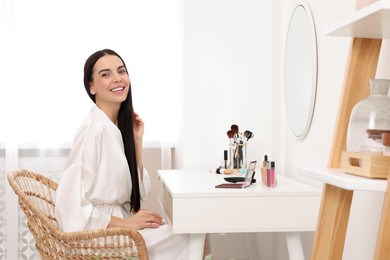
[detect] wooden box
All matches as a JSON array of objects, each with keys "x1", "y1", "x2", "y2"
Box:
[{"x1": 341, "y1": 151, "x2": 390, "y2": 179}]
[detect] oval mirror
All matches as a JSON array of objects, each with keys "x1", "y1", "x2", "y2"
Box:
[{"x1": 284, "y1": 3, "x2": 318, "y2": 139}]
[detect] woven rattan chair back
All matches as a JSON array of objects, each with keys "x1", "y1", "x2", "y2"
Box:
[{"x1": 7, "y1": 169, "x2": 149, "y2": 260}]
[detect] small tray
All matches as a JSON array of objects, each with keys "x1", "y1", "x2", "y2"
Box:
[{"x1": 341, "y1": 151, "x2": 390, "y2": 179}]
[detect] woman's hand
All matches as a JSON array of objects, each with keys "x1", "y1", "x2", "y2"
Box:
[
  {"x1": 132, "y1": 111, "x2": 144, "y2": 143},
  {"x1": 108, "y1": 210, "x2": 163, "y2": 230},
  {"x1": 125, "y1": 209, "x2": 164, "y2": 230}
]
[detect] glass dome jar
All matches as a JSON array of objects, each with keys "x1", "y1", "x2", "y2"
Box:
[{"x1": 347, "y1": 79, "x2": 390, "y2": 152}]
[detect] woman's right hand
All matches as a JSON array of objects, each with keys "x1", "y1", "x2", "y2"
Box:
[
  {"x1": 126, "y1": 209, "x2": 164, "y2": 230},
  {"x1": 109, "y1": 209, "x2": 164, "y2": 230}
]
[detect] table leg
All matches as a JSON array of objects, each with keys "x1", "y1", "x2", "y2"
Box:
[
  {"x1": 246, "y1": 233, "x2": 260, "y2": 260},
  {"x1": 285, "y1": 232, "x2": 304, "y2": 260},
  {"x1": 188, "y1": 233, "x2": 206, "y2": 260}
]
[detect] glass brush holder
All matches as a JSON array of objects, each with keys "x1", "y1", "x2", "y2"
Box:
[
  {"x1": 347, "y1": 78, "x2": 390, "y2": 153},
  {"x1": 229, "y1": 142, "x2": 247, "y2": 169}
]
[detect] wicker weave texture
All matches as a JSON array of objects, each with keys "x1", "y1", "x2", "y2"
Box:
[{"x1": 7, "y1": 169, "x2": 149, "y2": 260}]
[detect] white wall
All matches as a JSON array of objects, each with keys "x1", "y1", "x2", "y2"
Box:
[
  {"x1": 179, "y1": 1, "x2": 273, "y2": 258},
  {"x1": 275, "y1": 1, "x2": 389, "y2": 260},
  {"x1": 177, "y1": 0, "x2": 273, "y2": 171},
  {"x1": 273, "y1": 0, "x2": 353, "y2": 184},
  {"x1": 179, "y1": 0, "x2": 390, "y2": 259}
]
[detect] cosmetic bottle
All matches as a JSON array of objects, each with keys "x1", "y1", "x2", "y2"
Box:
[
  {"x1": 266, "y1": 161, "x2": 276, "y2": 188},
  {"x1": 261, "y1": 155, "x2": 268, "y2": 185},
  {"x1": 272, "y1": 161, "x2": 277, "y2": 187},
  {"x1": 224, "y1": 150, "x2": 228, "y2": 169}
]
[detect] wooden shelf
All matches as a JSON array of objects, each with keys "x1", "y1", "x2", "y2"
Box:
[
  {"x1": 300, "y1": 167, "x2": 387, "y2": 192},
  {"x1": 325, "y1": 0, "x2": 390, "y2": 39},
  {"x1": 308, "y1": 2, "x2": 390, "y2": 258}
]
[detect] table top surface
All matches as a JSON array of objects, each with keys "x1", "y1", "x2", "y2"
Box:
[{"x1": 158, "y1": 169, "x2": 322, "y2": 198}]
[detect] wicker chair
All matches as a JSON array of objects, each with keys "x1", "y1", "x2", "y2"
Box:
[{"x1": 7, "y1": 169, "x2": 149, "y2": 260}]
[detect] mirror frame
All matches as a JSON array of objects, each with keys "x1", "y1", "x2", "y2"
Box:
[{"x1": 284, "y1": 3, "x2": 318, "y2": 140}]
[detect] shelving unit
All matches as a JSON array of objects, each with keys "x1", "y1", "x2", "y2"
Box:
[
  {"x1": 300, "y1": 168, "x2": 387, "y2": 192},
  {"x1": 300, "y1": 1, "x2": 390, "y2": 259},
  {"x1": 325, "y1": 0, "x2": 390, "y2": 39}
]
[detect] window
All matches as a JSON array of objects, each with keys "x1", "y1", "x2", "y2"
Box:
[{"x1": 0, "y1": 0, "x2": 181, "y2": 144}]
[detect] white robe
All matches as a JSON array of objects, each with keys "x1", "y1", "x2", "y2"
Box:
[{"x1": 55, "y1": 105, "x2": 189, "y2": 259}]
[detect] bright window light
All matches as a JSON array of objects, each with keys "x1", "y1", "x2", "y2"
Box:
[{"x1": 0, "y1": 0, "x2": 181, "y2": 145}]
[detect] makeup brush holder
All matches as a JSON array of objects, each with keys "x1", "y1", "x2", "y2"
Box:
[{"x1": 229, "y1": 142, "x2": 247, "y2": 169}]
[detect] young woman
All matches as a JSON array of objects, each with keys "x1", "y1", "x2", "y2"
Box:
[{"x1": 55, "y1": 49, "x2": 190, "y2": 259}]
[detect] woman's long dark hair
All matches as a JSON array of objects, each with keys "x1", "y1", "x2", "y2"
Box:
[{"x1": 83, "y1": 49, "x2": 141, "y2": 213}]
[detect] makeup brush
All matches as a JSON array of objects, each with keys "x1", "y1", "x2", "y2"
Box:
[
  {"x1": 231, "y1": 124, "x2": 240, "y2": 143},
  {"x1": 227, "y1": 130, "x2": 234, "y2": 144},
  {"x1": 227, "y1": 130, "x2": 234, "y2": 139},
  {"x1": 244, "y1": 130, "x2": 253, "y2": 142},
  {"x1": 231, "y1": 124, "x2": 239, "y2": 135}
]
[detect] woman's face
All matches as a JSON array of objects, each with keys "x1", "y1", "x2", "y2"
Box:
[{"x1": 89, "y1": 54, "x2": 130, "y2": 107}]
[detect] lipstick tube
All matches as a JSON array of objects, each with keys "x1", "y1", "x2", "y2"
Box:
[{"x1": 267, "y1": 161, "x2": 276, "y2": 188}]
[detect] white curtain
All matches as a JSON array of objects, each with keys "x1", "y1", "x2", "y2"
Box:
[{"x1": 0, "y1": 0, "x2": 179, "y2": 258}]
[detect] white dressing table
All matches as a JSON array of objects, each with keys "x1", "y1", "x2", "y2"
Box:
[{"x1": 157, "y1": 170, "x2": 322, "y2": 260}]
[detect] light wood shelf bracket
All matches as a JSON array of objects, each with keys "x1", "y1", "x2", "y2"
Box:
[{"x1": 312, "y1": 37, "x2": 382, "y2": 260}]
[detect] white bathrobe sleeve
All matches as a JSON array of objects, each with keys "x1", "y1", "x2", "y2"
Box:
[
  {"x1": 139, "y1": 168, "x2": 151, "y2": 201},
  {"x1": 55, "y1": 124, "x2": 113, "y2": 232},
  {"x1": 55, "y1": 107, "x2": 152, "y2": 232},
  {"x1": 55, "y1": 163, "x2": 112, "y2": 232}
]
